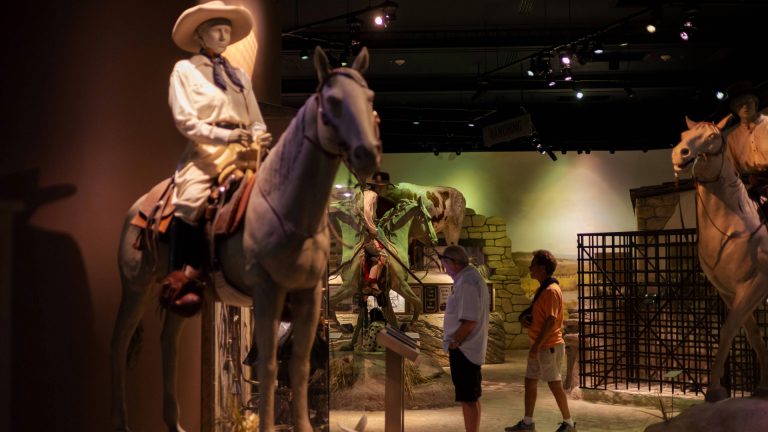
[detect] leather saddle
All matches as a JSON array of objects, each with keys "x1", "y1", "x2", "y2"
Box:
[{"x1": 129, "y1": 169, "x2": 257, "y2": 251}]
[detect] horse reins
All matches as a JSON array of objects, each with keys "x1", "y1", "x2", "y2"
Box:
[{"x1": 688, "y1": 123, "x2": 766, "y2": 243}]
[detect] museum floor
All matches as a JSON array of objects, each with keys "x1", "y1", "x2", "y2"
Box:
[{"x1": 329, "y1": 349, "x2": 686, "y2": 432}]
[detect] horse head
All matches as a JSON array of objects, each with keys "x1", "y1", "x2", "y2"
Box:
[
  {"x1": 672, "y1": 115, "x2": 731, "y2": 177},
  {"x1": 313, "y1": 46, "x2": 381, "y2": 181}
]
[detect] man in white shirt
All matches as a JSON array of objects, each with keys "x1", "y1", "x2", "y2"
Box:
[{"x1": 441, "y1": 245, "x2": 489, "y2": 432}]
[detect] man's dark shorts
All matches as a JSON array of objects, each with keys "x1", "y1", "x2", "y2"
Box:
[{"x1": 449, "y1": 348, "x2": 482, "y2": 402}]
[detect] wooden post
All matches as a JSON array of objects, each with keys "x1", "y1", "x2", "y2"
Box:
[{"x1": 376, "y1": 328, "x2": 419, "y2": 432}]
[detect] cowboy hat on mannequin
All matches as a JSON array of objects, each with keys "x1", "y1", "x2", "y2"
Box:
[{"x1": 171, "y1": 1, "x2": 253, "y2": 53}]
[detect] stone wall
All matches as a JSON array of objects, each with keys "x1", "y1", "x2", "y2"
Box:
[
  {"x1": 634, "y1": 194, "x2": 679, "y2": 230},
  {"x1": 630, "y1": 180, "x2": 695, "y2": 231},
  {"x1": 460, "y1": 209, "x2": 530, "y2": 350}
]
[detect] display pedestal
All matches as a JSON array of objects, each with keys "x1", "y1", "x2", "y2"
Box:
[{"x1": 376, "y1": 328, "x2": 419, "y2": 432}]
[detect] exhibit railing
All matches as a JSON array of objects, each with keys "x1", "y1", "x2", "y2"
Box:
[{"x1": 577, "y1": 229, "x2": 768, "y2": 397}]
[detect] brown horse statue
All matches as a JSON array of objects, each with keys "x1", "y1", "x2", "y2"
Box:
[
  {"x1": 111, "y1": 47, "x2": 381, "y2": 432},
  {"x1": 671, "y1": 115, "x2": 768, "y2": 401}
]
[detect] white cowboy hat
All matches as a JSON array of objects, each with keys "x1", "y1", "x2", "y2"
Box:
[{"x1": 172, "y1": 1, "x2": 253, "y2": 53}]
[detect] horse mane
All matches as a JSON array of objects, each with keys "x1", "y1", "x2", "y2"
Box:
[{"x1": 257, "y1": 95, "x2": 317, "y2": 194}]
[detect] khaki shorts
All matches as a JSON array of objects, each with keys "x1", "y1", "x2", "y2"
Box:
[{"x1": 525, "y1": 343, "x2": 565, "y2": 382}]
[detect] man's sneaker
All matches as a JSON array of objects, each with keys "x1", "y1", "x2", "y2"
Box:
[
  {"x1": 505, "y1": 419, "x2": 536, "y2": 431},
  {"x1": 555, "y1": 421, "x2": 576, "y2": 432}
]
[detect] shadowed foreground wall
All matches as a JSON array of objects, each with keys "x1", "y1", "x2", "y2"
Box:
[{"x1": 4, "y1": 1, "x2": 200, "y2": 431}]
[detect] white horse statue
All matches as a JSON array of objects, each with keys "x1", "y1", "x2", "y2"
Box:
[
  {"x1": 671, "y1": 115, "x2": 768, "y2": 401},
  {"x1": 111, "y1": 47, "x2": 381, "y2": 432}
]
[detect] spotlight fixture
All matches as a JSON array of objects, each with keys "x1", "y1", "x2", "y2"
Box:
[
  {"x1": 646, "y1": 5, "x2": 663, "y2": 34},
  {"x1": 715, "y1": 90, "x2": 726, "y2": 101},
  {"x1": 468, "y1": 123, "x2": 475, "y2": 127},
  {"x1": 433, "y1": 147, "x2": 439, "y2": 156},
  {"x1": 679, "y1": 15, "x2": 697, "y2": 41},
  {"x1": 527, "y1": 58, "x2": 537, "y2": 77},
  {"x1": 624, "y1": 87, "x2": 637, "y2": 99},
  {"x1": 347, "y1": 16, "x2": 363, "y2": 46},
  {"x1": 299, "y1": 47, "x2": 310, "y2": 60},
  {"x1": 374, "y1": 1, "x2": 398, "y2": 28},
  {"x1": 339, "y1": 50, "x2": 349, "y2": 67},
  {"x1": 559, "y1": 50, "x2": 572, "y2": 66},
  {"x1": 574, "y1": 87, "x2": 584, "y2": 100},
  {"x1": 592, "y1": 38, "x2": 605, "y2": 55},
  {"x1": 455, "y1": 148, "x2": 462, "y2": 156},
  {"x1": 545, "y1": 150, "x2": 558, "y2": 161},
  {"x1": 545, "y1": 71, "x2": 556, "y2": 87},
  {"x1": 562, "y1": 67, "x2": 573, "y2": 82}
]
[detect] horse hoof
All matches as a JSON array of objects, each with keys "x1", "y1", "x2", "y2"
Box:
[{"x1": 705, "y1": 387, "x2": 729, "y2": 402}]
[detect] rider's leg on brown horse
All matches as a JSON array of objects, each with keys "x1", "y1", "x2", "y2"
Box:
[{"x1": 159, "y1": 217, "x2": 205, "y2": 316}]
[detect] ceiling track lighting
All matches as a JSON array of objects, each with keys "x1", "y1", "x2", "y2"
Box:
[
  {"x1": 374, "y1": 1, "x2": 398, "y2": 28},
  {"x1": 545, "y1": 71, "x2": 556, "y2": 87},
  {"x1": 679, "y1": 15, "x2": 697, "y2": 41},
  {"x1": 646, "y1": 4, "x2": 663, "y2": 34},
  {"x1": 562, "y1": 67, "x2": 573, "y2": 82}
]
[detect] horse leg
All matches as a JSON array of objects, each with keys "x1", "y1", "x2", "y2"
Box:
[
  {"x1": 110, "y1": 277, "x2": 152, "y2": 432},
  {"x1": 160, "y1": 310, "x2": 188, "y2": 432},
  {"x1": 707, "y1": 285, "x2": 765, "y2": 401},
  {"x1": 328, "y1": 279, "x2": 353, "y2": 327},
  {"x1": 347, "y1": 299, "x2": 367, "y2": 350},
  {"x1": 287, "y1": 286, "x2": 322, "y2": 432},
  {"x1": 251, "y1": 277, "x2": 283, "y2": 432},
  {"x1": 743, "y1": 314, "x2": 768, "y2": 395}
]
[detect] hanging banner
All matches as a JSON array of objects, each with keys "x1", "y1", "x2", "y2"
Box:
[{"x1": 482, "y1": 113, "x2": 533, "y2": 147}]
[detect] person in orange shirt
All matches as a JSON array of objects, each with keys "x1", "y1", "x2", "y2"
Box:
[{"x1": 507, "y1": 250, "x2": 575, "y2": 432}]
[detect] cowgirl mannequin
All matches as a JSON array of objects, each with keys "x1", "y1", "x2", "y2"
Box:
[{"x1": 162, "y1": 1, "x2": 272, "y2": 293}]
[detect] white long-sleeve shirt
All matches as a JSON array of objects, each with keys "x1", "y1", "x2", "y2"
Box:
[
  {"x1": 726, "y1": 114, "x2": 768, "y2": 175},
  {"x1": 169, "y1": 54, "x2": 266, "y2": 174}
]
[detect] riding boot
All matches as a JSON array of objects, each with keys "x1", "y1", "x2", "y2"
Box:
[{"x1": 159, "y1": 218, "x2": 206, "y2": 317}]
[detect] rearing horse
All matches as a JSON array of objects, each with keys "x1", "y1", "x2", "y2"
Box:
[
  {"x1": 329, "y1": 198, "x2": 437, "y2": 330},
  {"x1": 111, "y1": 47, "x2": 381, "y2": 432},
  {"x1": 671, "y1": 115, "x2": 768, "y2": 401}
]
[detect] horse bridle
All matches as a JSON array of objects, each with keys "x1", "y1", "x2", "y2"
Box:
[
  {"x1": 258, "y1": 68, "x2": 379, "y2": 240},
  {"x1": 313, "y1": 68, "x2": 380, "y2": 158},
  {"x1": 690, "y1": 122, "x2": 727, "y2": 185}
]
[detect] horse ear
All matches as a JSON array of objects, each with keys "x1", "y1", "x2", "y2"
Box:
[
  {"x1": 351, "y1": 47, "x2": 369, "y2": 74},
  {"x1": 354, "y1": 414, "x2": 367, "y2": 431},
  {"x1": 685, "y1": 116, "x2": 697, "y2": 130},
  {"x1": 715, "y1": 114, "x2": 732, "y2": 130},
  {"x1": 314, "y1": 46, "x2": 331, "y2": 83}
]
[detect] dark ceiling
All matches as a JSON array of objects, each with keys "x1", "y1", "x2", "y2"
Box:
[{"x1": 278, "y1": 0, "x2": 768, "y2": 154}]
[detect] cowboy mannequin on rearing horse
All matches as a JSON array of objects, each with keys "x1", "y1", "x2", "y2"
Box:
[{"x1": 161, "y1": 0, "x2": 273, "y2": 311}]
